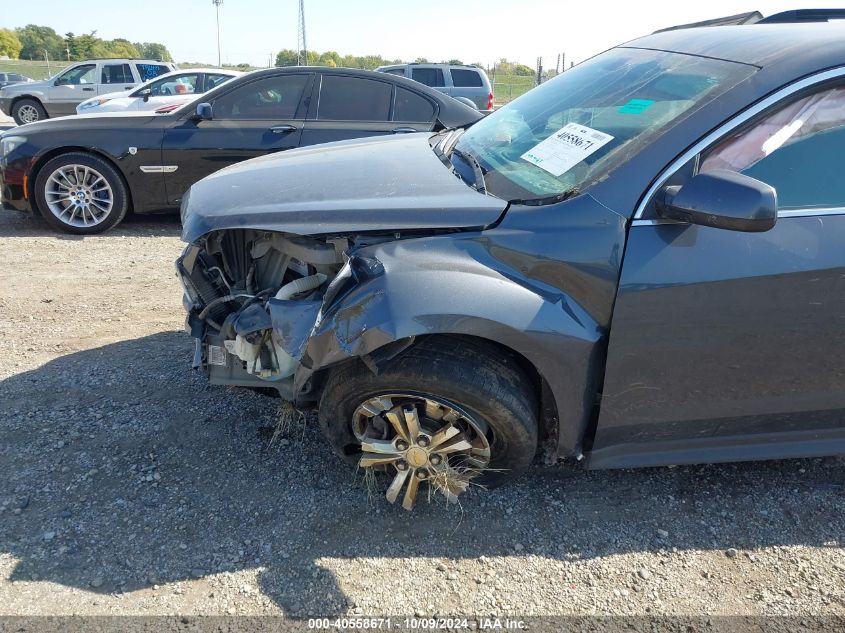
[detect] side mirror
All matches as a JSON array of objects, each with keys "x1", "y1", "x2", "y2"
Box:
[
  {"x1": 194, "y1": 102, "x2": 212, "y2": 121},
  {"x1": 139, "y1": 88, "x2": 151, "y2": 102},
  {"x1": 656, "y1": 169, "x2": 777, "y2": 233}
]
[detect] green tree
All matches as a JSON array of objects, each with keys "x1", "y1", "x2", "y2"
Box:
[
  {"x1": 105, "y1": 38, "x2": 140, "y2": 59},
  {"x1": 134, "y1": 42, "x2": 172, "y2": 62},
  {"x1": 513, "y1": 64, "x2": 534, "y2": 76},
  {"x1": 446, "y1": 58, "x2": 463, "y2": 65},
  {"x1": 16, "y1": 24, "x2": 66, "y2": 61},
  {"x1": 0, "y1": 28, "x2": 23, "y2": 59},
  {"x1": 275, "y1": 48, "x2": 299, "y2": 66},
  {"x1": 414, "y1": 57, "x2": 428, "y2": 63},
  {"x1": 318, "y1": 50, "x2": 341, "y2": 67},
  {"x1": 66, "y1": 31, "x2": 101, "y2": 60}
]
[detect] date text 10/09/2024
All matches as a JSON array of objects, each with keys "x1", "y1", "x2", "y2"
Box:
[{"x1": 307, "y1": 618, "x2": 528, "y2": 630}]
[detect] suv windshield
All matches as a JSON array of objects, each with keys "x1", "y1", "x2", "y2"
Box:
[{"x1": 454, "y1": 47, "x2": 756, "y2": 203}]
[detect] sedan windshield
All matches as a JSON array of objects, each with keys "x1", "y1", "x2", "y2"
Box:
[{"x1": 455, "y1": 47, "x2": 756, "y2": 203}]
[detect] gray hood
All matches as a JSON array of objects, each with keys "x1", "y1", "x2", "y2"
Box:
[{"x1": 180, "y1": 133, "x2": 507, "y2": 243}]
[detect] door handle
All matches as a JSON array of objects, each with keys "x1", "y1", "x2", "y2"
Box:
[
  {"x1": 83, "y1": 87, "x2": 94, "y2": 92},
  {"x1": 392, "y1": 127, "x2": 418, "y2": 134},
  {"x1": 269, "y1": 124, "x2": 297, "y2": 134}
]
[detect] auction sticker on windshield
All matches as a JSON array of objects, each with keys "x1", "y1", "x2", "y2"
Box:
[{"x1": 521, "y1": 123, "x2": 614, "y2": 177}]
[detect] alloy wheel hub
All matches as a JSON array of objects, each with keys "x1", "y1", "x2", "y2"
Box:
[
  {"x1": 44, "y1": 164, "x2": 114, "y2": 228},
  {"x1": 353, "y1": 395, "x2": 492, "y2": 510}
]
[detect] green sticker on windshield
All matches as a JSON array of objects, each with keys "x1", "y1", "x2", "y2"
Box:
[{"x1": 618, "y1": 99, "x2": 654, "y2": 114}]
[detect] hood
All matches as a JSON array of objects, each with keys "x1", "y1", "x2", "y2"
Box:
[
  {"x1": 0, "y1": 78, "x2": 50, "y2": 95},
  {"x1": 11, "y1": 111, "x2": 163, "y2": 133},
  {"x1": 79, "y1": 90, "x2": 129, "y2": 104},
  {"x1": 181, "y1": 133, "x2": 508, "y2": 243}
]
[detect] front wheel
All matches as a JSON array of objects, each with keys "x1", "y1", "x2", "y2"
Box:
[
  {"x1": 318, "y1": 337, "x2": 538, "y2": 510},
  {"x1": 34, "y1": 152, "x2": 129, "y2": 234},
  {"x1": 12, "y1": 98, "x2": 47, "y2": 125}
]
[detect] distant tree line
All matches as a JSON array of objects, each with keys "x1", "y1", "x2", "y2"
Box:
[
  {"x1": 274, "y1": 49, "x2": 489, "y2": 70},
  {"x1": 0, "y1": 24, "x2": 172, "y2": 63}
]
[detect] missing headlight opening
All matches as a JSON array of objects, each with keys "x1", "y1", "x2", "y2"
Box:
[{"x1": 177, "y1": 229, "x2": 347, "y2": 400}]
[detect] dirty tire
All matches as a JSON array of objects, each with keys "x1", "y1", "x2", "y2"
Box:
[
  {"x1": 12, "y1": 98, "x2": 48, "y2": 125},
  {"x1": 34, "y1": 152, "x2": 129, "y2": 235},
  {"x1": 319, "y1": 336, "x2": 539, "y2": 489}
]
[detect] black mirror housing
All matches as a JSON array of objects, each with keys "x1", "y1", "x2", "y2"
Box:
[
  {"x1": 194, "y1": 102, "x2": 213, "y2": 121},
  {"x1": 656, "y1": 169, "x2": 777, "y2": 232},
  {"x1": 140, "y1": 88, "x2": 151, "y2": 102}
]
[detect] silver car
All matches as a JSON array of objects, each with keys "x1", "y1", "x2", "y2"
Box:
[
  {"x1": 376, "y1": 63, "x2": 494, "y2": 113},
  {"x1": 0, "y1": 58, "x2": 177, "y2": 124}
]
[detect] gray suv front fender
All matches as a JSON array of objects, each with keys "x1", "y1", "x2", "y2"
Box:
[{"x1": 279, "y1": 234, "x2": 604, "y2": 457}]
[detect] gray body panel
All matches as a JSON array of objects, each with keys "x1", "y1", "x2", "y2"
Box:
[
  {"x1": 591, "y1": 216, "x2": 845, "y2": 467},
  {"x1": 287, "y1": 195, "x2": 626, "y2": 457}
]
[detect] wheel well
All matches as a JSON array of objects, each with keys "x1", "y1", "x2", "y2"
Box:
[
  {"x1": 11, "y1": 95, "x2": 42, "y2": 107},
  {"x1": 309, "y1": 333, "x2": 562, "y2": 461},
  {"x1": 27, "y1": 148, "x2": 133, "y2": 215}
]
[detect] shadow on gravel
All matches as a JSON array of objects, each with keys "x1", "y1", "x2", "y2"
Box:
[
  {"x1": 0, "y1": 208, "x2": 181, "y2": 239},
  {"x1": 1, "y1": 332, "x2": 843, "y2": 615}
]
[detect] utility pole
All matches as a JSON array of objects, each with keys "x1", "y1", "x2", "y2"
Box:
[
  {"x1": 297, "y1": 0, "x2": 307, "y2": 65},
  {"x1": 44, "y1": 49, "x2": 51, "y2": 75},
  {"x1": 212, "y1": 0, "x2": 223, "y2": 67}
]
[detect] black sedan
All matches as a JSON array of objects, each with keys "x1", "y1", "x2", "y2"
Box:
[
  {"x1": 0, "y1": 67, "x2": 481, "y2": 234},
  {"x1": 178, "y1": 13, "x2": 845, "y2": 510}
]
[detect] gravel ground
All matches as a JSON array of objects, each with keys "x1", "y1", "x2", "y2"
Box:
[{"x1": 0, "y1": 207, "x2": 843, "y2": 621}]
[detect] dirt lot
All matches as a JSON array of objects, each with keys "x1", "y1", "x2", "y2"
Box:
[{"x1": 0, "y1": 207, "x2": 843, "y2": 622}]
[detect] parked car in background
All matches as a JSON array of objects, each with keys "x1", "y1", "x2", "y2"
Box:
[
  {"x1": 76, "y1": 68, "x2": 241, "y2": 115},
  {"x1": 0, "y1": 67, "x2": 481, "y2": 233},
  {"x1": 0, "y1": 73, "x2": 35, "y2": 89},
  {"x1": 0, "y1": 59, "x2": 177, "y2": 124},
  {"x1": 176, "y1": 12, "x2": 845, "y2": 510},
  {"x1": 377, "y1": 63, "x2": 494, "y2": 113}
]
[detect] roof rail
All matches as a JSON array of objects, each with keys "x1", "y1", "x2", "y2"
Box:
[
  {"x1": 757, "y1": 9, "x2": 845, "y2": 23},
  {"x1": 654, "y1": 11, "x2": 763, "y2": 32}
]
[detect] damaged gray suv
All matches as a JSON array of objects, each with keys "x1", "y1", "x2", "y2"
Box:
[{"x1": 179, "y1": 16, "x2": 845, "y2": 509}]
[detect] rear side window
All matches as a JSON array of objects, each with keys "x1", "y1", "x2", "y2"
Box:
[
  {"x1": 102, "y1": 63, "x2": 133, "y2": 84},
  {"x1": 451, "y1": 69, "x2": 483, "y2": 87},
  {"x1": 384, "y1": 68, "x2": 406, "y2": 76},
  {"x1": 411, "y1": 67, "x2": 444, "y2": 87},
  {"x1": 318, "y1": 75, "x2": 392, "y2": 121},
  {"x1": 213, "y1": 74, "x2": 309, "y2": 119},
  {"x1": 205, "y1": 73, "x2": 232, "y2": 90},
  {"x1": 148, "y1": 74, "x2": 199, "y2": 96},
  {"x1": 136, "y1": 63, "x2": 171, "y2": 82},
  {"x1": 393, "y1": 87, "x2": 436, "y2": 122}
]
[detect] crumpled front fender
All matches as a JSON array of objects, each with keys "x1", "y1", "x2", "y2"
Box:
[{"x1": 280, "y1": 233, "x2": 605, "y2": 456}]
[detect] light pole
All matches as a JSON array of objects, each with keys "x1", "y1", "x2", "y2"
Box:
[{"x1": 212, "y1": 0, "x2": 223, "y2": 67}]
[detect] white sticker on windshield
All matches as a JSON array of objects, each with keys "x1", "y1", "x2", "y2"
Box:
[{"x1": 521, "y1": 123, "x2": 614, "y2": 177}]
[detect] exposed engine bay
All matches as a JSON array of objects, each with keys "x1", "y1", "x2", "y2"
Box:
[{"x1": 177, "y1": 229, "x2": 352, "y2": 400}]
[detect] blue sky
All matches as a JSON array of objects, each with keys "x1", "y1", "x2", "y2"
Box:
[{"x1": 3, "y1": 0, "x2": 843, "y2": 68}]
